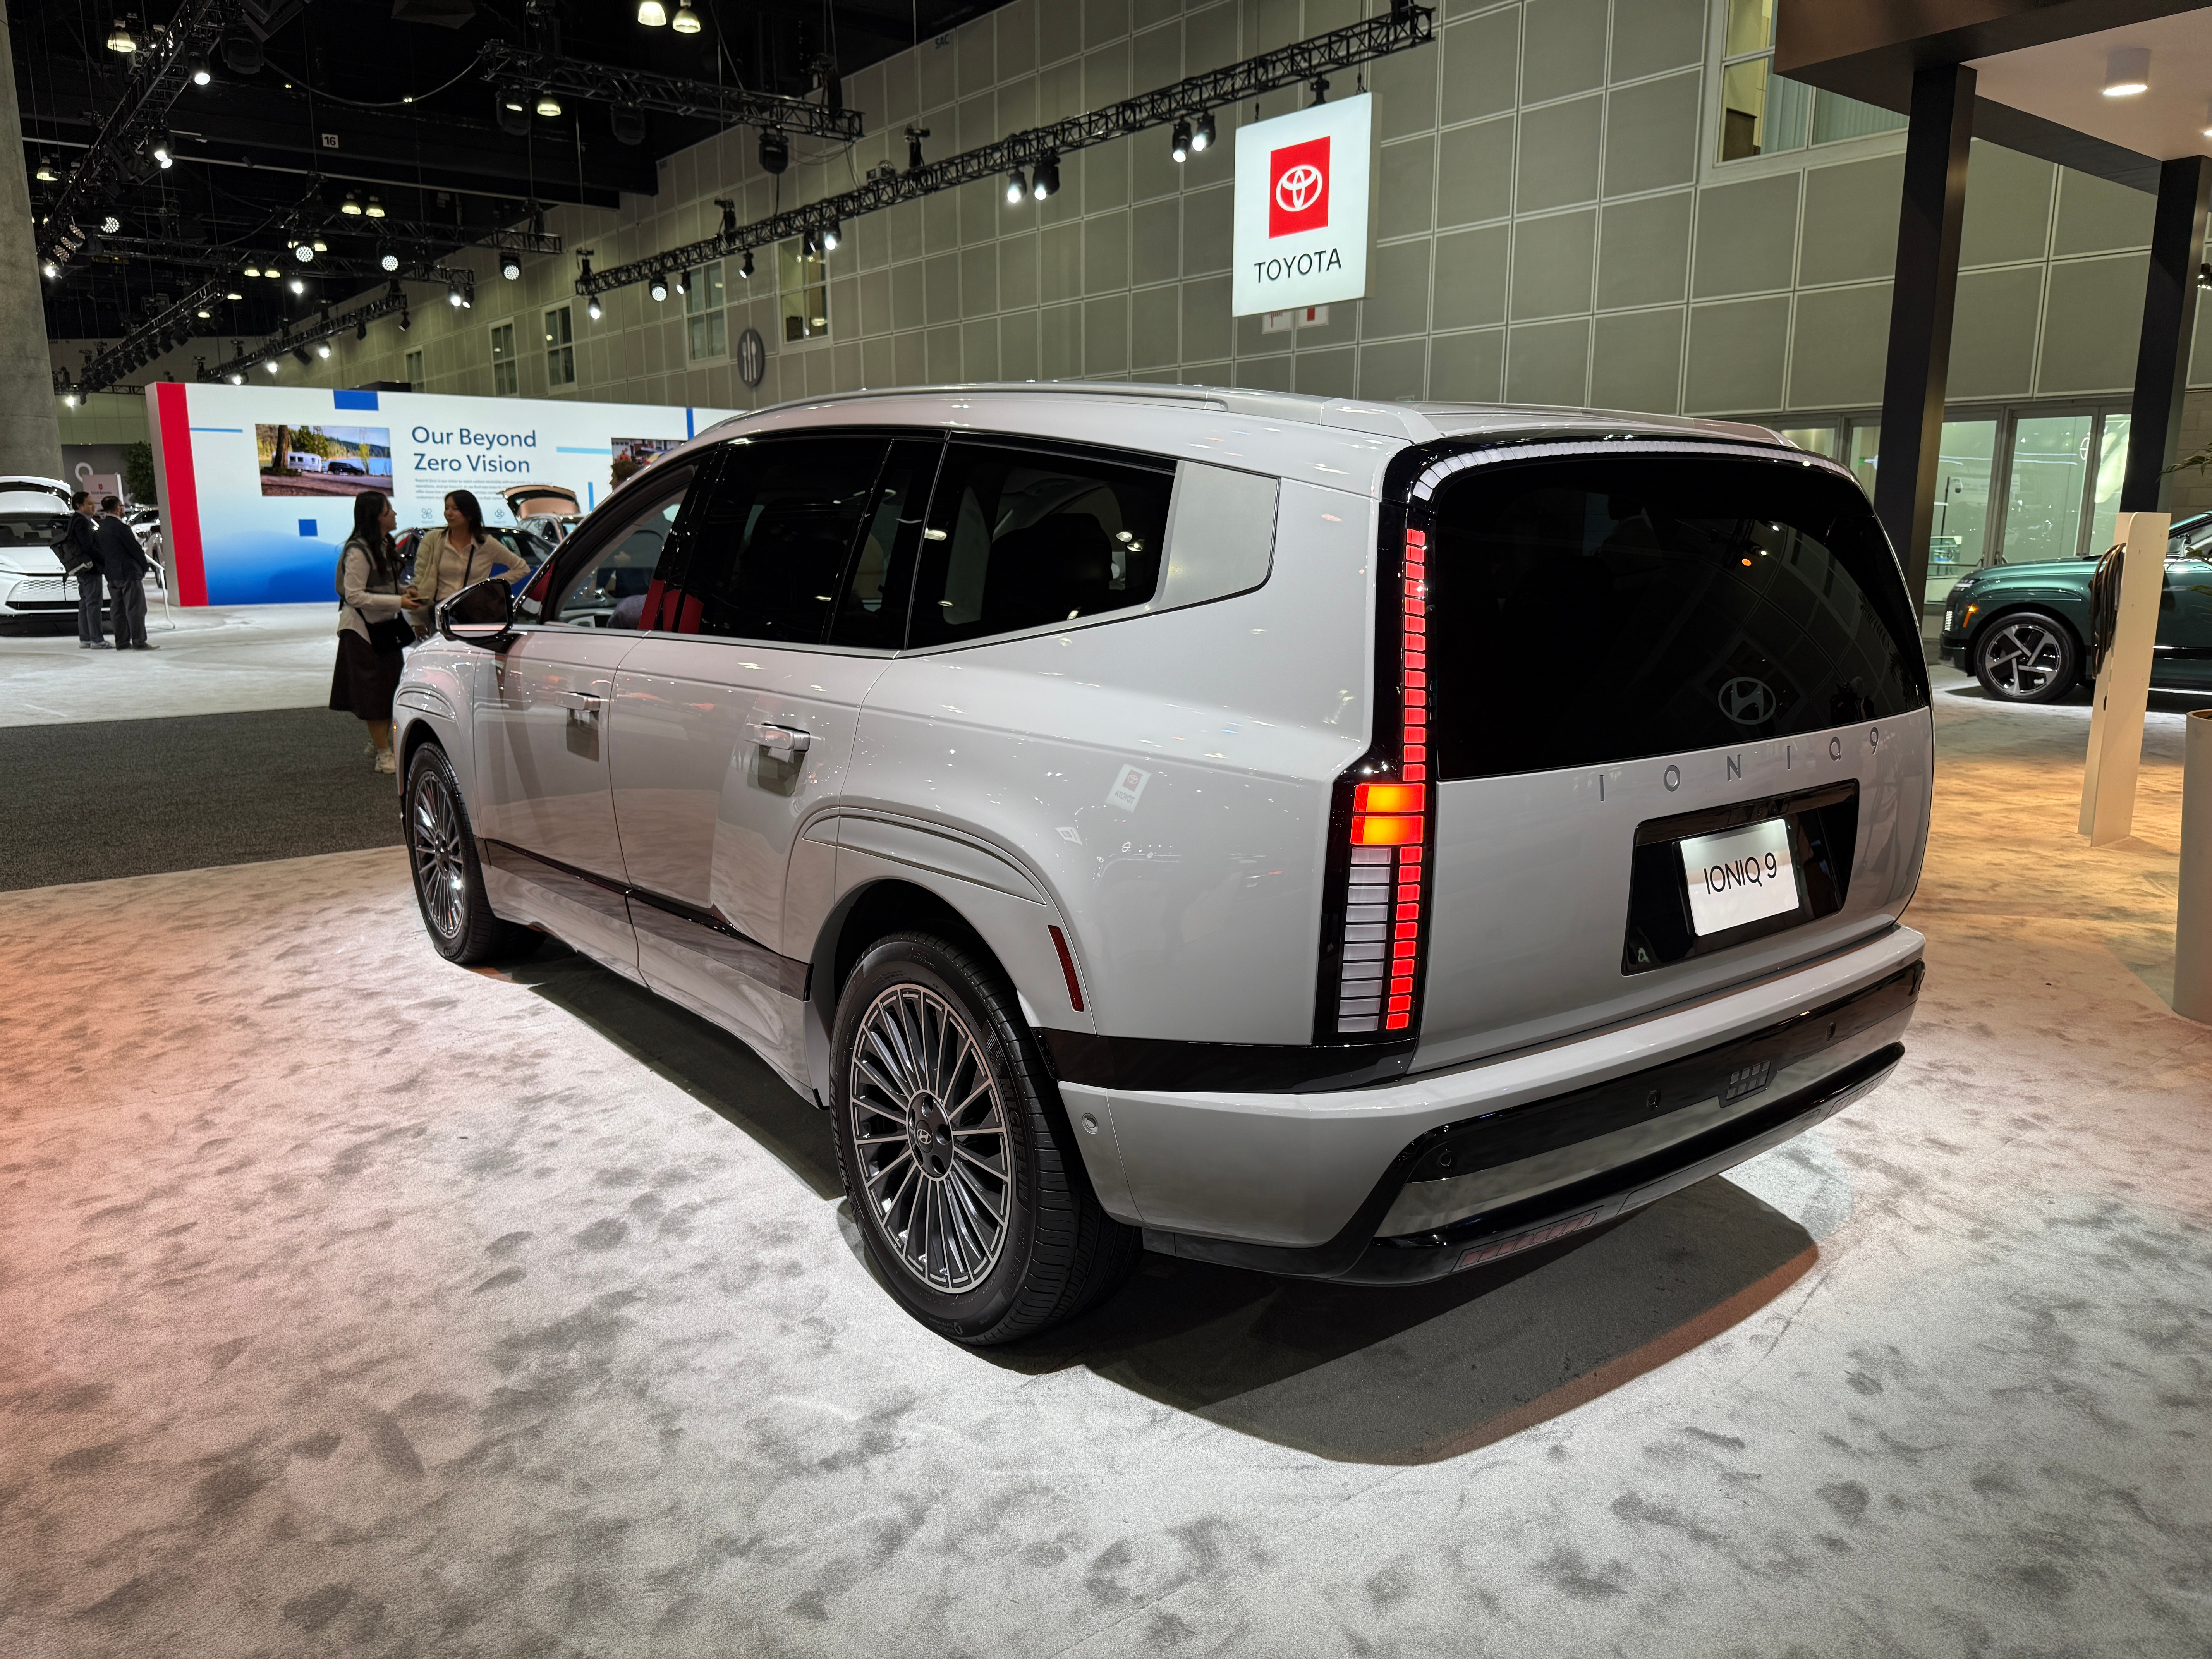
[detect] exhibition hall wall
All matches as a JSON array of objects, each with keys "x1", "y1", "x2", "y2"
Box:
[{"x1": 144, "y1": 384, "x2": 733, "y2": 605}]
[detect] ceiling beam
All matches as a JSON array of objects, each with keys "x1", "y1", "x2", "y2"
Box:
[{"x1": 476, "y1": 44, "x2": 862, "y2": 139}]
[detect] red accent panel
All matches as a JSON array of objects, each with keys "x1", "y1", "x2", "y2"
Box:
[
  {"x1": 640, "y1": 574, "x2": 670, "y2": 630},
  {"x1": 153, "y1": 383, "x2": 207, "y2": 605},
  {"x1": 1048, "y1": 925, "x2": 1085, "y2": 1013}
]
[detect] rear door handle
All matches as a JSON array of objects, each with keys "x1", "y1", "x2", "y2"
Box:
[{"x1": 745, "y1": 721, "x2": 812, "y2": 755}]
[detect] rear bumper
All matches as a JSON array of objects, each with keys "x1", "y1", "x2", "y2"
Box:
[{"x1": 1064, "y1": 925, "x2": 1922, "y2": 1282}]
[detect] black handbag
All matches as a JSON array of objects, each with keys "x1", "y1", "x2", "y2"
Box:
[{"x1": 363, "y1": 609, "x2": 415, "y2": 653}]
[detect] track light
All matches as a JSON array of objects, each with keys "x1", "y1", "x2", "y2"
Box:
[
  {"x1": 759, "y1": 130, "x2": 789, "y2": 174},
  {"x1": 536, "y1": 92, "x2": 562, "y2": 118},
  {"x1": 399, "y1": 310, "x2": 411, "y2": 332},
  {"x1": 316, "y1": 341, "x2": 331, "y2": 359},
  {"x1": 821, "y1": 222, "x2": 840, "y2": 252},
  {"x1": 228, "y1": 371, "x2": 243, "y2": 384},
  {"x1": 380, "y1": 250, "x2": 399, "y2": 273},
  {"x1": 1194, "y1": 110, "x2": 1215, "y2": 152},
  {"x1": 341, "y1": 192, "x2": 362, "y2": 215},
  {"x1": 587, "y1": 295, "x2": 602, "y2": 320},
  {"x1": 34, "y1": 156, "x2": 57, "y2": 182},
  {"x1": 673, "y1": 268, "x2": 688, "y2": 296},
  {"x1": 496, "y1": 89, "x2": 531, "y2": 136},
  {"x1": 295, "y1": 242, "x2": 314, "y2": 263},
  {"x1": 292, "y1": 347, "x2": 311, "y2": 366},
  {"x1": 63, "y1": 392, "x2": 77, "y2": 407},
  {"x1": 150, "y1": 134, "x2": 173, "y2": 168},
  {"x1": 1032, "y1": 154, "x2": 1059, "y2": 200},
  {"x1": 265, "y1": 359, "x2": 279, "y2": 374},
  {"x1": 243, "y1": 264, "x2": 260, "y2": 278},
  {"x1": 196, "y1": 306, "x2": 211, "y2": 319},
  {"x1": 801, "y1": 229, "x2": 818, "y2": 256},
  {"x1": 311, "y1": 237, "x2": 326, "y2": 252},
  {"x1": 187, "y1": 52, "x2": 211, "y2": 85},
  {"x1": 365, "y1": 196, "x2": 385, "y2": 219},
  {"x1": 649, "y1": 276, "x2": 668, "y2": 302},
  {"x1": 637, "y1": 0, "x2": 667, "y2": 22},
  {"x1": 1171, "y1": 118, "x2": 1191, "y2": 163},
  {"x1": 289, "y1": 277, "x2": 306, "y2": 294},
  {"x1": 224, "y1": 290, "x2": 240, "y2": 300},
  {"x1": 1005, "y1": 168, "x2": 1026, "y2": 204},
  {"x1": 106, "y1": 18, "x2": 136, "y2": 53},
  {"x1": 501, "y1": 254, "x2": 522, "y2": 280},
  {"x1": 357, "y1": 319, "x2": 368, "y2": 340},
  {"x1": 42, "y1": 261, "x2": 58, "y2": 279},
  {"x1": 448, "y1": 283, "x2": 465, "y2": 308},
  {"x1": 739, "y1": 247, "x2": 754, "y2": 279},
  {"x1": 717, "y1": 198, "x2": 737, "y2": 237},
  {"x1": 672, "y1": 0, "x2": 701, "y2": 32}
]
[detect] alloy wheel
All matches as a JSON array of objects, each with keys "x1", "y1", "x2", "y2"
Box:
[
  {"x1": 847, "y1": 983, "x2": 1011, "y2": 1293},
  {"x1": 409, "y1": 768, "x2": 467, "y2": 939},
  {"x1": 1982, "y1": 619, "x2": 2065, "y2": 697}
]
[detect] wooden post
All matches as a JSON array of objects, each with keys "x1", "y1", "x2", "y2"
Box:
[{"x1": 2080, "y1": 510, "x2": 2169, "y2": 845}]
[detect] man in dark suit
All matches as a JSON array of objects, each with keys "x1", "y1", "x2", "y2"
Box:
[
  {"x1": 64, "y1": 491, "x2": 106, "y2": 649},
  {"x1": 96, "y1": 496, "x2": 154, "y2": 651}
]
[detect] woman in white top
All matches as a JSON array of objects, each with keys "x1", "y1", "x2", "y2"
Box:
[{"x1": 329, "y1": 490, "x2": 409, "y2": 774}]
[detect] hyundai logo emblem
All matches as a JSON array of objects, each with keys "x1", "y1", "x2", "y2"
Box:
[
  {"x1": 1718, "y1": 676, "x2": 1777, "y2": 725},
  {"x1": 1275, "y1": 163, "x2": 1325, "y2": 214}
]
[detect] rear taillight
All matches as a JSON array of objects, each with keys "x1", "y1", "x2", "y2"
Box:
[{"x1": 1319, "y1": 522, "x2": 1434, "y2": 1041}]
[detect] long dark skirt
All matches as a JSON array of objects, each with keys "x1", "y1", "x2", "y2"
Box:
[{"x1": 329, "y1": 629, "x2": 404, "y2": 720}]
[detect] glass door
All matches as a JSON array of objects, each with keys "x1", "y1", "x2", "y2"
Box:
[
  {"x1": 1925, "y1": 420, "x2": 1996, "y2": 606},
  {"x1": 2001, "y1": 413, "x2": 2095, "y2": 565}
]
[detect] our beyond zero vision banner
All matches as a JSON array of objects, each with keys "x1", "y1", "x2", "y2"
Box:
[{"x1": 145, "y1": 383, "x2": 738, "y2": 605}]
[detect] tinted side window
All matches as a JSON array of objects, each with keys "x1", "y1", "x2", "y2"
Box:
[
  {"x1": 682, "y1": 437, "x2": 884, "y2": 643},
  {"x1": 907, "y1": 441, "x2": 1175, "y2": 648},
  {"x1": 828, "y1": 437, "x2": 941, "y2": 650},
  {"x1": 527, "y1": 467, "x2": 694, "y2": 629}
]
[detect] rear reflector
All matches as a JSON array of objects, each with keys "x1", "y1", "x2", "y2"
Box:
[
  {"x1": 1456, "y1": 1209, "x2": 1600, "y2": 1271},
  {"x1": 1048, "y1": 925, "x2": 1084, "y2": 1013}
]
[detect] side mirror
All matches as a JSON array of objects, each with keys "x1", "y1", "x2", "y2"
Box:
[{"x1": 438, "y1": 577, "x2": 515, "y2": 646}]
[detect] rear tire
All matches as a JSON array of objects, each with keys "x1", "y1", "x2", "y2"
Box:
[
  {"x1": 1973, "y1": 610, "x2": 2079, "y2": 703},
  {"x1": 830, "y1": 931, "x2": 1139, "y2": 1345},
  {"x1": 403, "y1": 742, "x2": 538, "y2": 964}
]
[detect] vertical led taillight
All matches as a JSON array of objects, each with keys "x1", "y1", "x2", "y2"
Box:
[{"x1": 1327, "y1": 524, "x2": 1433, "y2": 1038}]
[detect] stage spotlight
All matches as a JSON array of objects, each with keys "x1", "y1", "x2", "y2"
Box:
[
  {"x1": 501, "y1": 255, "x2": 522, "y2": 280},
  {"x1": 672, "y1": 0, "x2": 700, "y2": 32},
  {"x1": 107, "y1": 19, "x2": 136, "y2": 54},
  {"x1": 187, "y1": 52, "x2": 211, "y2": 85},
  {"x1": 649, "y1": 276, "x2": 668, "y2": 302},
  {"x1": 1171, "y1": 119, "x2": 1190, "y2": 163},
  {"x1": 821, "y1": 222, "x2": 841, "y2": 252},
  {"x1": 1005, "y1": 168, "x2": 1027, "y2": 204},
  {"x1": 759, "y1": 129, "x2": 789, "y2": 174},
  {"x1": 1194, "y1": 110, "x2": 1215, "y2": 151},
  {"x1": 1032, "y1": 154, "x2": 1059, "y2": 199}
]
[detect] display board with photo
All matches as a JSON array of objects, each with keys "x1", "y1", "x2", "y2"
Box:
[{"x1": 254, "y1": 424, "x2": 395, "y2": 497}]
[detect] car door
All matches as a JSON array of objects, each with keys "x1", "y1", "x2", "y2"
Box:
[
  {"x1": 471, "y1": 464, "x2": 698, "y2": 979},
  {"x1": 609, "y1": 433, "x2": 938, "y2": 1073},
  {"x1": 2157, "y1": 556, "x2": 2212, "y2": 687}
]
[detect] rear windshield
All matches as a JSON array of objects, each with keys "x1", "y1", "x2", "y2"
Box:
[
  {"x1": 0, "y1": 512, "x2": 65, "y2": 548},
  {"x1": 1426, "y1": 453, "x2": 1927, "y2": 781}
]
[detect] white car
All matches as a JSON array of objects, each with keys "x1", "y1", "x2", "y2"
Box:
[
  {"x1": 0, "y1": 476, "x2": 79, "y2": 631},
  {"x1": 394, "y1": 385, "x2": 1932, "y2": 1343}
]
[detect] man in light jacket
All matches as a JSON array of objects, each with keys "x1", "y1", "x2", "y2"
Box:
[
  {"x1": 64, "y1": 491, "x2": 106, "y2": 649},
  {"x1": 402, "y1": 489, "x2": 523, "y2": 636}
]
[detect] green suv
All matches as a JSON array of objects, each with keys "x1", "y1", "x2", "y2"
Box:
[{"x1": 1938, "y1": 512, "x2": 2212, "y2": 701}]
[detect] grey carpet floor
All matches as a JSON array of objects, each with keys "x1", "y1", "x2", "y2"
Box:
[{"x1": 0, "y1": 707, "x2": 402, "y2": 890}]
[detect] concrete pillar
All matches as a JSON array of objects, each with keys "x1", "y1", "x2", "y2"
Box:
[
  {"x1": 0, "y1": 8, "x2": 62, "y2": 481},
  {"x1": 1873, "y1": 62, "x2": 1975, "y2": 640},
  {"x1": 2121, "y1": 156, "x2": 2212, "y2": 513},
  {"x1": 2177, "y1": 709, "x2": 2212, "y2": 1024}
]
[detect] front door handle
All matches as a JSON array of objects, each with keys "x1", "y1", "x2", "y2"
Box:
[
  {"x1": 745, "y1": 721, "x2": 812, "y2": 755},
  {"x1": 548, "y1": 690, "x2": 605, "y2": 716}
]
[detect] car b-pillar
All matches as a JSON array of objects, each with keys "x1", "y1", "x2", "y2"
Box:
[{"x1": 1872, "y1": 62, "x2": 1975, "y2": 658}]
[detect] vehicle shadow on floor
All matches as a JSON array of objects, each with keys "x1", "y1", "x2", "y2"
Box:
[
  {"x1": 494, "y1": 943, "x2": 844, "y2": 1200},
  {"x1": 496, "y1": 943, "x2": 1818, "y2": 1466},
  {"x1": 989, "y1": 1178, "x2": 1818, "y2": 1465}
]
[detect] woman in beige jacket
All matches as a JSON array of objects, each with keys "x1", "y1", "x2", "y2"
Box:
[{"x1": 402, "y1": 489, "x2": 523, "y2": 634}]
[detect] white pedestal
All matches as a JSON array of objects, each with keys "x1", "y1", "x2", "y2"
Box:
[{"x1": 2176, "y1": 709, "x2": 2212, "y2": 1024}]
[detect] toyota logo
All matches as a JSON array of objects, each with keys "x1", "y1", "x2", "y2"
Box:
[
  {"x1": 1275, "y1": 163, "x2": 1325, "y2": 215},
  {"x1": 1718, "y1": 677, "x2": 1777, "y2": 725}
]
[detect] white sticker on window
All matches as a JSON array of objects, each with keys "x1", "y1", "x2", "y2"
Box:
[{"x1": 1106, "y1": 766, "x2": 1149, "y2": 812}]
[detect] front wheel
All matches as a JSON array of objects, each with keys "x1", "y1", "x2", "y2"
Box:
[
  {"x1": 1973, "y1": 610, "x2": 2080, "y2": 703},
  {"x1": 403, "y1": 742, "x2": 538, "y2": 964},
  {"x1": 830, "y1": 932, "x2": 1138, "y2": 1345}
]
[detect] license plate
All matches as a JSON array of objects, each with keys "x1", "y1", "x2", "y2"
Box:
[{"x1": 1679, "y1": 819, "x2": 1800, "y2": 935}]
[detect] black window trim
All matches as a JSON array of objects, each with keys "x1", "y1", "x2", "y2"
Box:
[{"x1": 517, "y1": 460, "x2": 700, "y2": 633}]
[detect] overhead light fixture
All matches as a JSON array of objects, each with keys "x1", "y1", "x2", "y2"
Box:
[
  {"x1": 611, "y1": 106, "x2": 645, "y2": 144},
  {"x1": 801, "y1": 229, "x2": 818, "y2": 256},
  {"x1": 365, "y1": 196, "x2": 385, "y2": 219},
  {"x1": 294, "y1": 347, "x2": 313, "y2": 366},
  {"x1": 265, "y1": 359, "x2": 280, "y2": 374},
  {"x1": 341, "y1": 192, "x2": 362, "y2": 215},
  {"x1": 649, "y1": 276, "x2": 668, "y2": 301},
  {"x1": 718, "y1": 198, "x2": 737, "y2": 237},
  {"x1": 587, "y1": 295, "x2": 602, "y2": 319},
  {"x1": 759, "y1": 130, "x2": 789, "y2": 175},
  {"x1": 357, "y1": 319, "x2": 369, "y2": 341},
  {"x1": 495, "y1": 89, "x2": 531, "y2": 136},
  {"x1": 223, "y1": 34, "x2": 262, "y2": 74},
  {"x1": 637, "y1": 0, "x2": 667, "y2": 22},
  {"x1": 295, "y1": 242, "x2": 315, "y2": 263},
  {"x1": 150, "y1": 134, "x2": 174, "y2": 169},
  {"x1": 41, "y1": 261, "x2": 59, "y2": 279},
  {"x1": 196, "y1": 306, "x2": 211, "y2": 319},
  {"x1": 380, "y1": 250, "x2": 399, "y2": 273},
  {"x1": 316, "y1": 341, "x2": 331, "y2": 359},
  {"x1": 35, "y1": 155, "x2": 58, "y2": 182},
  {"x1": 673, "y1": 268, "x2": 688, "y2": 295},
  {"x1": 225, "y1": 290, "x2": 241, "y2": 300},
  {"x1": 501, "y1": 254, "x2": 522, "y2": 280},
  {"x1": 289, "y1": 276, "x2": 306, "y2": 294},
  {"x1": 106, "y1": 18, "x2": 136, "y2": 53},
  {"x1": 62, "y1": 391, "x2": 78, "y2": 408},
  {"x1": 739, "y1": 247, "x2": 754, "y2": 279},
  {"x1": 448, "y1": 283, "x2": 465, "y2": 307},
  {"x1": 242, "y1": 264, "x2": 260, "y2": 277},
  {"x1": 1032, "y1": 154, "x2": 1060, "y2": 200},
  {"x1": 311, "y1": 237, "x2": 327, "y2": 252},
  {"x1": 1171, "y1": 118, "x2": 1191, "y2": 163},
  {"x1": 1193, "y1": 110, "x2": 1215, "y2": 152},
  {"x1": 1005, "y1": 168, "x2": 1027, "y2": 204},
  {"x1": 398, "y1": 310, "x2": 411, "y2": 331},
  {"x1": 101, "y1": 215, "x2": 120, "y2": 234},
  {"x1": 186, "y1": 52, "x2": 211, "y2": 86},
  {"x1": 672, "y1": 0, "x2": 701, "y2": 33},
  {"x1": 2104, "y1": 46, "x2": 2151, "y2": 97},
  {"x1": 228, "y1": 370, "x2": 244, "y2": 384},
  {"x1": 821, "y1": 222, "x2": 840, "y2": 252},
  {"x1": 536, "y1": 92, "x2": 563, "y2": 118}
]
